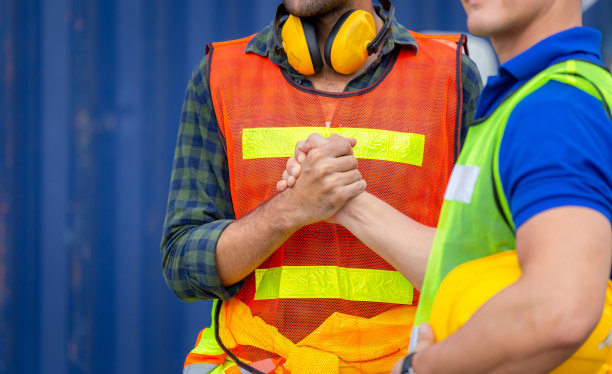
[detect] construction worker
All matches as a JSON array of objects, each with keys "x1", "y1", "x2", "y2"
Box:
[
  {"x1": 161, "y1": 0, "x2": 482, "y2": 372},
  {"x1": 279, "y1": 0, "x2": 612, "y2": 372}
]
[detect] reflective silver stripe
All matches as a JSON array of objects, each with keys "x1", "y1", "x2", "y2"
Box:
[
  {"x1": 183, "y1": 363, "x2": 218, "y2": 374},
  {"x1": 183, "y1": 363, "x2": 251, "y2": 374},
  {"x1": 408, "y1": 324, "x2": 419, "y2": 352}
]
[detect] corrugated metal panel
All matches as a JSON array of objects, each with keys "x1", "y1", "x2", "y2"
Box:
[
  {"x1": 40, "y1": 1, "x2": 69, "y2": 374},
  {"x1": 1, "y1": 1, "x2": 611, "y2": 373},
  {"x1": 1, "y1": 0, "x2": 42, "y2": 373}
]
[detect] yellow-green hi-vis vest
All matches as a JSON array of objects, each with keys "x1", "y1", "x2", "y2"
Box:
[{"x1": 412, "y1": 60, "x2": 612, "y2": 346}]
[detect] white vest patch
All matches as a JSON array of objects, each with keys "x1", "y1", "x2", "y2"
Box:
[{"x1": 444, "y1": 164, "x2": 481, "y2": 204}]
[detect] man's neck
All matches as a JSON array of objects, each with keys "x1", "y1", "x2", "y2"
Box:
[{"x1": 491, "y1": 4, "x2": 582, "y2": 64}]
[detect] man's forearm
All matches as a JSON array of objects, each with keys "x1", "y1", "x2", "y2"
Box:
[
  {"x1": 336, "y1": 192, "x2": 435, "y2": 289},
  {"x1": 215, "y1": 191, "x2": 302, "y2": 286}
]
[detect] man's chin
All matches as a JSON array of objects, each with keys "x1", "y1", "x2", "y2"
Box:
[
  {"x1": 283, "y1": 0, "x2": 348, "y2": 18},
  {"x1": 466, "y1": 22, "x2": 495, "y2": 39}
]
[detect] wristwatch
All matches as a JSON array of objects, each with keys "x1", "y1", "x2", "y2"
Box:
[{"x1": 401, "y1": 352, "x2": 417, "y2": 374}]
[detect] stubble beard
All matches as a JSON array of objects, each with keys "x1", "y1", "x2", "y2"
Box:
[{"x1": 283, "y1": 0, "x2": 353, "y2": 18}]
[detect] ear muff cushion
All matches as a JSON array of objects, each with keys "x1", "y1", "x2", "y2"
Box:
[
  {"x1": 324, "y1": 10, "x2": 376, "y2": 75},
  {"x1": 281, "y1": 15, "x2": 323, "y2": 75},
  {"x1": 324, "y1": 10, "x2": 355, "y2": 72}
]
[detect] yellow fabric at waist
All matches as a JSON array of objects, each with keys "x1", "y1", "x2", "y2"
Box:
[{"x1": 219, "y1": 298, "x2": 415, "y2": 374}]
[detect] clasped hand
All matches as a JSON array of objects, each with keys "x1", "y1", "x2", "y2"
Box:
[{"x1": 276, "y1": 133, "x2": 366, "y2": 225}]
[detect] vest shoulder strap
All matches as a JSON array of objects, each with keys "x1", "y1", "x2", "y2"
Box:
[
  {"x1": 210, "y1": 34, "x2": 256, "y2": 50},
  {"x1": 491, "y1": 59, "x2": 612, "y2": 229},
  {"x1": 409, "y1": 31, "x2": 468, "y2": 55}
]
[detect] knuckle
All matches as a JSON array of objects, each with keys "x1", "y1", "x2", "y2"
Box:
[
  {"x1": 292, "y1": 163, "x2": 301, "y2": 177},
  {"x1": 317, "y1": 163, "x2": 332, "y2": 177},
  {"x1": 309, "y1": 147, "x2": 322, "y2": 160},
  {"x1": 306, "y1": 133, "x2": 319, "y2": 142},
  {"x1": 288, "y1": 163, "x2": 299, "y2": 176},
  {"x1": 329, "y1": 190, "x2": 343, "y2": 206},
  {"x1": 339, "y1": 141, "x2": 351, "y2": 153},
  {"x1": 295, "y1": 141, "x2": 305, "y2": 156},
  {"x1": 286, "y1": 156, "x2": 295, "y2": 168},
  {"x1": 307, "y1": 133, "x2": 325, "y2": 146}
]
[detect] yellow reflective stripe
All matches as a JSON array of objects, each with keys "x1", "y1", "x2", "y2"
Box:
[
  {"x1": 567, "y1": 59, "x2": 576, "y2": 74},
  {"x1": 242, "y1": 127, "x2": 425, "y2": 166},
  {"x1": 191, "y1": 328, "x2": 225, "y2": 356},
  {"x1": 254, "y1": 266, "x2": 414, "y2": 304},
  {"x1": 551, "y1": 74, "x2": 602, "y2": 100}
]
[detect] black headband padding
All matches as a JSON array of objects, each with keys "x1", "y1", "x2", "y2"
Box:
[
  {"x1": 273, "y1": 3, "x2": 287, "y2": 54},
  {"x1": 301, "y1": 18, "x2": 324, "y2": 74}
]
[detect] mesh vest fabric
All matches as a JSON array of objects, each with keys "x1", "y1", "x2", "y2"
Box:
[
  {"x1": 415, "y1": 60, "x2": 612, "y2": 328},
  {"x1": 206, "y1": 32, "x2": 464, "y2": 372}
]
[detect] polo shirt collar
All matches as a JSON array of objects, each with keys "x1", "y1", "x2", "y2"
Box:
[{"x1": 500, "y1": 26, "x2": 603, "y2": 82}]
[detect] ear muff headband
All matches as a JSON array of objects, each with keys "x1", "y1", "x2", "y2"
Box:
[{"x1": 367, "y1": 0, "x2": 394, "y2": 55}]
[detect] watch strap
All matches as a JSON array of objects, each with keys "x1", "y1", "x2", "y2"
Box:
[{"x1": 401, "y1": 352, "x2": 417, "y2": 374}]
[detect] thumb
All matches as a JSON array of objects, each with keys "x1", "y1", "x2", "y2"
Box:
[
  {"x1": 328, "y1": 133, "x2": 357, "y2": 147},
  {"x1": 415, "y1": 323, "x2": 436, "y2": 351}
]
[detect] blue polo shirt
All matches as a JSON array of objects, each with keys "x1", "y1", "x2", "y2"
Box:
[{"x1": 474, "y1": 27, "x2": 612, "y2": 230}]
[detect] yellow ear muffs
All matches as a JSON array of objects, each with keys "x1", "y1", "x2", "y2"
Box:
[
  {"x1": 274, "y1": 1, "x2": 393, "y2": 76},
  {"x1": 281, "y1": 15, "x2": 323, "y2": 76},
  {"x1": 430, "y1": 250, "x2": 612, "y2": 374},
  {"x1": 324, "y1": 10, "x2": 376, "y2": 75}
]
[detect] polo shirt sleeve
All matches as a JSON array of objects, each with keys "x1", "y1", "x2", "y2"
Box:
[
  {"x1": 499, "y1": 80, "x2": 612, "y2": 231},
  {"x1": 161, "y1": 56, "x2": 243, "y2": 301}
]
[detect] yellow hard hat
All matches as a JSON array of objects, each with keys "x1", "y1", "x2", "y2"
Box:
[{"x1": 430, "y1": 250, "x2": 612, "y2": 374}]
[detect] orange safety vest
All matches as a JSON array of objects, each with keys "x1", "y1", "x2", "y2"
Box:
[{"x1": 185, "y1": 31, "x2": 466, "y2": 374}]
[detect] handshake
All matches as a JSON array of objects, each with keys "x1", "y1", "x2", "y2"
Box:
[{"x1": 274, "y1": 133, "x2": 367, "y2": 226}]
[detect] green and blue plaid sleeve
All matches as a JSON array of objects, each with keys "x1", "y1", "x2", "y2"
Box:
[
  {"x1": 460, "y1": 54, "x2": 483, "y2": 137},
  {"x1": 161, "y1": 56, "x2": 243, "y2": 301}
]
